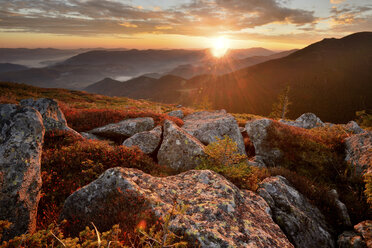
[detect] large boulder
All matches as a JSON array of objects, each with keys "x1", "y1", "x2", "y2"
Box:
[
  {"x1": 338, "y1": 221, "x2": 371, "y2": 248},
  {"x1": 0, "y1": 104, "x2": 44, "y2": 241},
  {"x1": 167, "y1": 110, "x2": 184, "y2": 119},
  {"x1": 182, "y1": 110, "x2": 246, "y2": 155},
  {"x1": 280, "y1": 113, "x2": 324, "y2": 129},
  {"x1": 89, "y1": 117, "x2": 154, "y2": 141},
  {"x1": 20, "y1": 98, "x2": 78, "y2": 135},
  {"x1": 345, "y1": 121, "x2": 364, "y2": 134},
  {"x1": 258, "y1": 176, "x2": 335, "y2": 248},
  {"x1": 345, "y1": 132, "x2": 372, "y2": 177},
  {"x1": 122, "y1": 126, "x2": 162, "y2": 154},
  {"x1": 245, "y1": 118, "x2": 280, "y2": 167},
  {"x1": 61, "y1": 168, "x2": 293, "y2": 248},
  {"x1": 158, "y1": 120, "x2": 205, "y2": 170}
]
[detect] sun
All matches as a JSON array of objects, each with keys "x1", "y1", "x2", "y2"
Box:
[{"x1": 211, "y1": 36, "x2": 230, "y2": 58}]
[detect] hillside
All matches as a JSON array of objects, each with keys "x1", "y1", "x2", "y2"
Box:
[
  {"x1": 194, "y1": 32, "x2": 372, "y2": 123},
  {"x1": 0, "y1": 63, "x2": 28, "y2": 74}
]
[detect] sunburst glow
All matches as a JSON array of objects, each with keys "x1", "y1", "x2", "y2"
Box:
[{"x1": 211, "y1": 36, "x2": 230, "y2": 58}]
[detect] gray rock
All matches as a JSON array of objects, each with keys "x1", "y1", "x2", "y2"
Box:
[
  {"x1": 280, "y1": 113, "x2": 324, "y2": 129},
  {"x1": 328, "y1": 189, "x2": 352, "y2": 227},
  {"x1": 345, "y1": 132, "x2": 372, "y2": 177},
  {"x1": 354, "y1": 220, "x2": 372, "y2": 248},
  {"x1": 80, "y1": 132, "x2": 103, "y2": 141},
  {"x1": 158, "y1": 120, "x2": 205, "y2": 170},
  {"x1": 167, "y1": 110, "x2": 184, "y2": 119},
  {"x1": 338, "y1": 231, "x2": 367, "y2": 248},
  {"x1": 182, "y1": 110, "x2": 246, "y2": 155},
  {"x1": 0, "y1": 104, "x2": 44, "y2": 241},
  {"x1": 345, "y1": 121, "x2": 364, "y2": 134},
  {"x1": 122, "y1": 126, "x2": 162, "y2": 154},
  {"x1": 90, "y1": 117, "x2": 154, "y2": 140},
  {"x1": 61, "y1": 168, "x2": 293, "y2": 248},
  {"x1": 20, "y1": 98, "x2": 79, "y2": 136},
  {"x1": 258, "y1": 176, "x2": 335, "y2": 248},
  {"x1": 245, "y1": 119, "x2": 280, "y2": 167}
]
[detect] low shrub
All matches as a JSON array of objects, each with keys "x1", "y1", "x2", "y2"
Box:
[{"x1": 196, "y1": 136, "x2": 269, "y2": 191}]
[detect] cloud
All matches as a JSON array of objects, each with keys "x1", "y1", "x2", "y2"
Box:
[
  {"x1": 330, "y1": 0, "x2": 347, "y2": 4},
  {"x1": 0, "y1": 0, "x2": 317, "y2": 38}
]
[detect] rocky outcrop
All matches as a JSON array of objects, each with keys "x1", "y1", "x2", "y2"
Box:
[
  {"x1": 183, "y1": 110, "x2": 246, "y2": 155},
  {"x1": 20, "y1": 98, "x2": 79, "y2": 136},
  {"x1": 122, "y1": 126, "x2": 162, "y2": 154},
  {"x1": 345, "y1": 132, "x2": 372, "y2": 177},
  {"x1": 80, "y1": 132, "x2": 103, "y2": 141},
  {"x1": 158, "y1": 120, "x2": 205, "y2": 170},
  {"x1": 345, "y1": 121, "x2": 364, "y2": 134},
  {"x1": 280, "y1": 113, "x2": 324, "y2": 129},
  {"x1": 0, "y1": 104, "x2": 44, "y2": 241},
  {"x1": 167, "y1": 110, "x2": 184, "y2": 119},
  {"x1": 258, "y1": 176, "x2": 334, "y2": 248},
  {"x1": 338, "y1": 221, "x2": 371, "y2": 248},
  {"x1": 328, "y1": 189, "x2": 352, "y2": 228},
  {"x1": 61, "y1": 168, "x2": 293, "y2": 248},
  {"x1": 245, "y1": 118, "x2": 280, "y2": 167},
  {"x1": 89, "y1": 117, "x2": 154, "y2": 140}
]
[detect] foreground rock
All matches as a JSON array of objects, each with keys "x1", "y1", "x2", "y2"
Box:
[
  {"x1": 327, "y1": 189, "x2": 351, "y2": 228},
  {"x1": 345, "y1": 132, "x2": 372, "y2": 177},
  {"x1": 280, "y1": 113, "x2": 324, "y2": 129},
  {"x1": 183, "y1": 110, "x2": 246, "y2": 155},
  {"x1": 61, "y1": 168, "x2": 293, "y2": 247},
  {"x1": 245, "y1": 119, "x2": 279, "y2": 167},
  {"x1": 167, "y1": 110, "x2": 184, "y2": 119},
  {"x1": 258, "y1": 176, "x2": 334, "y2": 248},
  {"x1": 0, "y1": 104, "x2": 44, "y2": 241},
  {"x1": 90, "y1": 117, "x2": 154, "y2": 141},
  {"x1": 122, "y1": 126, "x2": 162, "y2": 154},
  {"x1": 338, "y1": 221, "x2": 371, "y2": 248},
  {"x1": 20, "y1": 98, "x2": 79, "y2": 136},
  {"x1": 158, "y1": 120, "x2": 205, "y2": 170}
]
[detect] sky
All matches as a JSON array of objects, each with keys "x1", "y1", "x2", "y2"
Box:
[{"x1": 0, "y1": 0, "x2": 371, "y2": 50}]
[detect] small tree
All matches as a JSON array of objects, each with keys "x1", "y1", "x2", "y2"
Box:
[{"x1": 270, "y1": 85, "x2": 291, "y2": 119}]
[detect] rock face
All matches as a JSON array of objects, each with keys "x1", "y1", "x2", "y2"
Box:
[
  {"x1": 0, "y1": 104, "x2": 44, "y2": 241},
  {"x1": 338, "y1": 221, "x2": 371, "y2": 248},
  {"x1": 61, "y1": 168, "x2": 293, "y2": 248},
  {"x1": 167, "y1": 110, "x2": 184, "y2": 119},
  {"x1": 182, "y1": 110, "x2": 246, "y2": 155},
  {"x1": 328, "y1": 189, "x2": 352, "y2": 228},
  {"x1": 20, "y1": 98, "x2": 77, "y2": 134},
  {"x1": 245, "y1": 118, "x2": 280, "y2": 167},
  {"x1": 345, "y1": 132, "x2": 372, "y2": 177},
  {"x1": 122, "y1": 126, "x2": 162, "y2": 154},
  {"x1": 280, "y1": 113, "x2": 324, "y2": 129},
  {"x1": 345, "y1": 121, "x2": 364, "y2": 134},
  {"x1": 90, "y1": 117, "x2": 154, "y2": 140},
  {"x1": 258, "y1": 176, "x2": 334, "y2": 248},
  {"x1": 158, "y1": 120, "x2": 205, "y2": 170}
]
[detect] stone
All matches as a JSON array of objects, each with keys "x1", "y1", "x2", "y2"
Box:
[
  {"x1": 338, "y1": 231, "x2": 366, "y2": 248},
  {"x1": 245, "y1": 118, "x2": 280, "y2": 167},
  {"x1": 157, "y1": 120, "x2": 205, "y2": 170},
  {"x1": 167, "y1": 110, "x2": 184, "y2": 119},
  {"x1": 345, "y1": 121, "x2": 364, "y2": 134},
  {"x1": 182, "y1": 110, "x2": 246, "y2": 155},
  {"x1": 280, "y1": 113, "x2": 324, "y2": 129},
  {"x1": 20, "y1": 98, "x2": 79, "y2": 136},
  {"x1": 122, "y1": 126, "x2": 162, "y2": 154},
  {"x1": 61, "y1": 168, "x2": 293, "y2": 248},
  {"x1": 80, "y1": 132, "x2": 103, "y2": 141},
  {"x1": 345, "y1": 132, "x2": 372, "y2": 177},
  {"x1": 258, "y1": 176, "x2": 335, "y2": 248},
  {"x1": 328, "y1": 189, "x2": 352, "y2": 227},
  {"x1": 89, "y1": 117, "x2": 154, "y2": 140},
  {"x1": 0, "y1": 104, "x2": 44, "y2": 241}
]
